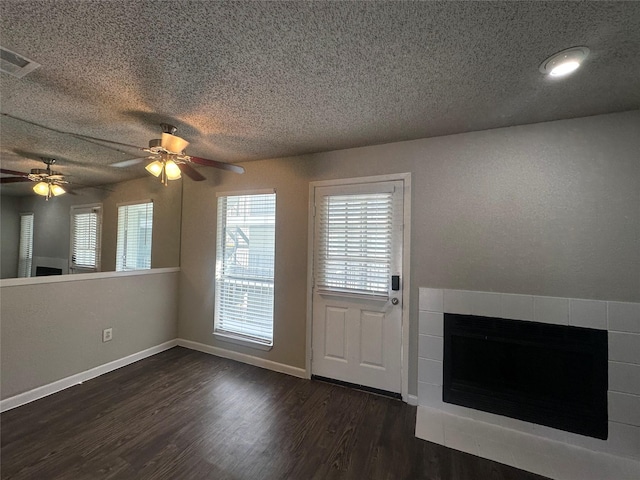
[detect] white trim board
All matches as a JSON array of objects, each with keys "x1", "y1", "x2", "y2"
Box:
[
  {"x1": 177, "y1": 339, "x2": 307, "y2": 379},
  {"x1": 0, "y1": 340, "x2": 178, "y2": 412},
  {"x1": 0, "y1": 267, "x2": 180, "y2": 288}
]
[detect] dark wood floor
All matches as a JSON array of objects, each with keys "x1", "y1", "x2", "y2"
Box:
[{"x1": 1, "y1": 347, "x2": 548, "y2": 480}]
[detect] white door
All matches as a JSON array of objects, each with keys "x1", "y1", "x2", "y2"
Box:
[{"x1": 311, "y1": 179, "x2": 404, "y2": 393}]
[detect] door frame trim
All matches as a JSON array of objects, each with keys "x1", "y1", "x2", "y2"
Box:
[{"x1": 305, "y1": 173, "x2": 412, "y2": 402}]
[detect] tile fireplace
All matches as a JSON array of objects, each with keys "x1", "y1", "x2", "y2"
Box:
[{"x1": 417, "y1": 288, "x2": 639, "y2": 461}]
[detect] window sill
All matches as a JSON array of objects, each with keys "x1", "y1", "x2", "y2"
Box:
[{"x1": 213, "y1": 332, "x2": 273, "y2": 351}]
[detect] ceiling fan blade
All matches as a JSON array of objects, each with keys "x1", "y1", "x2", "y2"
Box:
[
  {"x1": 69, "y1": 134, "x2": 144, "y2": 151},
  {"x1": 161, "y1": 133, "x2": 189, "y2": 153},
  {"x1": 177, "y1": 162, "x2": 206, "y2": 181},
  {"x1": 110, "y1": 157, "x2": 148, "y2": 168},
  {"x1": 0, "y1": 168, "x2": 29, "y2": 176},
  {"x1": 3, "y1": 113, "x2": 144, "y2": 151},
  {"x1": 188, "y1": 156, "x2": 245, "y2": 174},
  {"x1": 1, "y1": 177, "x2": 31, "y2": 184}
]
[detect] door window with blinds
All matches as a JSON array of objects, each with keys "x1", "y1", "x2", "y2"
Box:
[
  {"x1": 116, "y1": 201, "x2": 153, "y2": 272},
  {"x1": 214, "y1": 191, "x2": 276, "y2": 346},
  {"x1": 18, "y1": 213, "x2": 34, "y2": 278},
  {"x1": 70, "y1": 204, "x2": 102, "y2": 273},
  {"x1": 315, "y1": 188, "x2": 395, "y2": 298}
]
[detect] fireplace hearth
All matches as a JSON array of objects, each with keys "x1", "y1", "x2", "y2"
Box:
[{"x1": 443, "y1": 313, "x2": 608, "y2": 439}]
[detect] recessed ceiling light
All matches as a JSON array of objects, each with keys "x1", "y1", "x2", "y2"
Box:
[{"x1": 539, "y1": 47, "x2": 590, "y2": 77}]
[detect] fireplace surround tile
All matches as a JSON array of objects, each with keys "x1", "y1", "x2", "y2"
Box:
[
  {"x1": 607, "y1": 421, "x2": 640, "y2": 459},
  {"x1": 608, "y1": 302, "x2": 640, "y2": 333},
  {"x1": 609, "y1": 361, "x2": 640, "y2": 396},
  {"x1": 608, "y1": 391, "x2": 640, "y2": 426},
  {"x1": 417, "y1": 381, "x2": 442, "y2": 405},
  {"x1": 512, "y1": 451, "x2": 559, "y2": 479},
  {"x1": 417, "y1": 287, "x2": 640, "y2": 464},
  {"x1": 414, "y1": 406, "x2": 444, "y2": 444},
  {"x1": 418, "y1": 334, "x2": 443, "y2": 361},
  {"x1": 570, "y1": 298, "x2": 607, "y2": 330},
  {"x1": 533, "y1": 296, "x2": 569, "y2": 324},
  {"x1": 609, "y1": 332, "x2": 640, "y2": 364},
  {"x1": 418, "y1": 310, "x2": 443, "y2": 336},
  {"x1": 500, "y1": 294, "x2": 534, "y2": 321},
  {"x1": 476, "y1": 437, "x2": 517, "y2": 467},
  {"x1": 443, "y1": 423, "x2": 480, "y2": 455},
  {"x1": 418, "y1": 358, "x2": 443, "y2": 385},
  {"x1": 470, "y1": 291, "x2": 501, "y2": 317},
  {"x1": 443, "y1": 289, "x2": 472, "y2": 314}
]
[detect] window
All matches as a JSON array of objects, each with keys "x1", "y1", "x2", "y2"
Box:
[
  {"x1": 70, "y1": 204, "x2": 102, "y2": 273},
  {"x1": 215, "y1": 191, "x2": 276, "y2": 346},
  {"x1": 315, "y1": 192, "x2": 393, "y2": 297},
  {"x1": 116, "y1": 201, "x2": 153, "y2": 272},
  {"x1": 18, "y1": 213, "x2": 34, "y2": 278}
]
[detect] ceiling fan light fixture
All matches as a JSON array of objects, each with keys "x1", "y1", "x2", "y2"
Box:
[
  {"x1": 145, "y1": 158, "x2": 181, "y2": 184},
  {"x1": 164, "y1": 160, "x2": 182, "y2": 180},
  {"x1": 161, "y1": 132, "x2": 189, "y2": 153},
  {"x1": 33, "y1": 181, "x2": 50, "y2": 196},
  {"x1": 33, "y1": 181, "x2": 66, "y2": 199},
  {"x1": 539, "y1": 46, "x2": 589, "y2": 77},
  {"x1": 145, "y1": 160, "x2": 164, "y2": 177},
  {"x1": 50, "y1": 184, "x2": 66, "y2": 196}
]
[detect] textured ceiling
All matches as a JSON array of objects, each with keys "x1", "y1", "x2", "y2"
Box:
[{"x1": 1, "y1": 1, "x2": 639, "y2": 195}]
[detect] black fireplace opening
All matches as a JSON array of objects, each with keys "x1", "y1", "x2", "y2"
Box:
[
  {"x1": 36, "y1": 266, "x2": 63, "y2": 276},
  {"x1": 443, "y1": 313, "x2": 608, "y2": 439}
]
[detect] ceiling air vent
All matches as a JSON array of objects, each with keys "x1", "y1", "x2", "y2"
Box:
[{"x1": 1, "y1": 47, "x2": 40, "y2": 78}]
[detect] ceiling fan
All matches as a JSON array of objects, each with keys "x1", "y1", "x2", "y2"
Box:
[
  {"x1": 111, "y1": 123, "x2": 245, "y2": 185},
  {"x1": 0, "y1": 157, "x2": 74, "y2": 200}
]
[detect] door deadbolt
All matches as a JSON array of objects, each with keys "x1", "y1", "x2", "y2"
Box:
[{"x1": 391, "y1": 298, "x2": 399, "y2": 305}]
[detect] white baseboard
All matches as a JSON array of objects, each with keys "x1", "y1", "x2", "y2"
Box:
[
  {"x1": 0, "y1": 340, "x2": 178, "y2": 413},
  {"x1": 406, "y1": 394, "x2": 418, "y2": 406},
  {"x1": 177, "y1": 338, "x2": 307, "y2": 379}
]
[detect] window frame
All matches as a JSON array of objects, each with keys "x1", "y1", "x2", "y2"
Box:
[
  {"x1": 214, "y1": 189, "x2": 276, "y2": 350},
  {"x1": 69, "y1": 203, "x2": 102, "y2": 273},
  {"x1": 115, "y1": 200, "x2": 154, "y2": 272},
  {"x1": 18, "y1": 212, "x2": 34, "y2": 278}
]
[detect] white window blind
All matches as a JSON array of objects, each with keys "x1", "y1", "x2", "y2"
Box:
[
  {"x1": 215, "y1": 192, "x2": 276, "y2": 345},
  {"x1": 70, "y1": 205, "x2": 102, "y2": 272},
  {"x1": 116, "y1": 201, "x2": 153, "y2": 272},
  {"x1": 316, "y1": 193, "x2": 392, "y2": 296},
  {"x1": 18, "y1": 213, "x2": 34, "y2": 278}
]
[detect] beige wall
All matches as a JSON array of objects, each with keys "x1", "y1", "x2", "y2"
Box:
[
  {"x1": 179, "y1": 157, "x2": 312, "y2": 369},
  {"x1": 178, "y1": 111, "x2": 640, "y2": 395},
  {"x1": 0, "y1": 270, "x2": 179, "y2": 399}
]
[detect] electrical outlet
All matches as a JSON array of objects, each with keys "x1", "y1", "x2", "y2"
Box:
[{"x1": 102, "y1": 328, "x2": 113, "y2": 342}]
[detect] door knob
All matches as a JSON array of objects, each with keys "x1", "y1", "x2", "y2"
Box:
[{"x1": 391, "y1": 298, "x2": 399, "y2": 305}]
